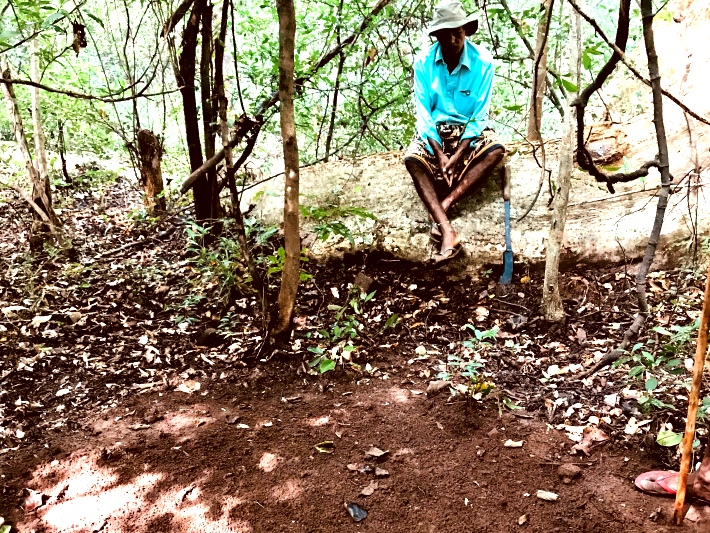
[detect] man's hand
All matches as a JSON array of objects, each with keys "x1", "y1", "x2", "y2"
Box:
[
  {"x1": 428, "y1": 138, "x2": 449, "y2": 178},
  {"x1": 444, "y1": 138, "x2": 472, "y2": 179}
]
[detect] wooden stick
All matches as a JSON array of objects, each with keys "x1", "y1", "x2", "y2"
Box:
[{"x1": 674, "y1": 263, "x2": 710, "y2": 524}]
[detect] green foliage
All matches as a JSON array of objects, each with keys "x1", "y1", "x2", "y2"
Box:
[
  {"x1": 300, "y1": 204, "x2": 377, "y2": 245},
  {"x1": 184, "y1": 221, "x2": 249, "y2": 305}
]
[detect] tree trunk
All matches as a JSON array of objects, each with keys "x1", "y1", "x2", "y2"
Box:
[
  {"x1": 527, "y1": 0, "x2": 553, "y2": 141},
  {"x1": 176, "y1": 0, "x2": 218, "y2": 224},
  {"x1": 200, "y1": 2, "x2": 219, "y2": 221},
  {"x1": 542, "y1": 3, "x2": 581, "y2": 322},
  {"x1": 214, "y1": 0, "x2": 269, "y2": 328},
  {"x1": 1, "y1": 58, "x2": 60, "y2": 232},
  {"x1": 137, "y1": 129, "x2": 166, "y2": 214},
  {"x1": 273, "y1": 0, "x2": 300, "y2": 339}
]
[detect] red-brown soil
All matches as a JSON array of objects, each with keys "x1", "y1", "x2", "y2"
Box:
[
  {"x1": 1, "y1": 366, "x2": 708, "y2": 533},
  {"x1": 1, "y1": 179, "x2": 709, "y2": 532}
]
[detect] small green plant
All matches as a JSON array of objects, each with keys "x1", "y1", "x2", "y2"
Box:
[
  {"x1": 306, "y1": 288, "x2": 376, "y2": 373},
  {"x1": 462, "y1": 325, "x2": 499, "y2": 348},
  {"x1": 612, "y1": 324, "x2": 697, "y2": 412},
  {"x1": 263, "y1": 246, "x2": 312, "y2": 281},
  {"x1": 184, "y1": 221, "x2": 250, "y2": 305}
]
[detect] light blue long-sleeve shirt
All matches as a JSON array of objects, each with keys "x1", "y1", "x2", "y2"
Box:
[{"x1": 413, "y1": 40, "x2": 495, "y2": 152}]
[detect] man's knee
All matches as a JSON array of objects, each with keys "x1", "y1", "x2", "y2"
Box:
[
  {"x1": 404, "y1": 156, "x2": 428, "y2": 178},
  {"x1": 488, "y1": 146, "x2": 506, "y2": 164}
]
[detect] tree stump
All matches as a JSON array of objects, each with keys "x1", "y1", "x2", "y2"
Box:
[{"x1": 137, "y1": 129, "x2": 166, "y2": 214}]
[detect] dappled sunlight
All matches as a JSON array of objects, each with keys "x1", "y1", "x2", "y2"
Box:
[
  {"x1": 257, "y1": 452, "x2": 282, "y2": 473},
  {"x1": 270, "y1": 478, "x2": 303, "y2": 502},
  {"x1": 387, "y1": 387, "x2": 411, "y2": 404},
  {"x1": 307, "y1": 415, "x2": 330, "y2": 426},
  {"x1": 154, "y1": 406, "x2": 217, "y2": 438},
  {"x1": 18, "y1": 452, "x2": 252, "y2": 533}
]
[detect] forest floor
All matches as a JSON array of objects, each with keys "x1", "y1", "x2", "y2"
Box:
[{"x1": 1, "y1": 170, "x2": 710, "y2": 532}]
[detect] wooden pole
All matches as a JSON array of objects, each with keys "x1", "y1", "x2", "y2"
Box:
[{"x1": 674, "y1": 263, "x2": 710, "y2": 524}]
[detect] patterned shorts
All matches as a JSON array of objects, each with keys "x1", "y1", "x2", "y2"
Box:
[{"x1": 404, "y1": 125, "x2": 505, "y2": 188}]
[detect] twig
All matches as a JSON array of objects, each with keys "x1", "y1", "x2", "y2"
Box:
[
  {"x1": 673, "y1": 263, "x2": 710, "y2": 524},
  {"x1": 94, "y1": 226, "x2": 175, "y2": 260}
]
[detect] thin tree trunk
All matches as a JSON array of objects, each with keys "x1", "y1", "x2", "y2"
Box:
[
  {"x1": 58, "y1": 120, "x2": 71, "y2": 184},
  {"x1": 273, "y1": 0, "x2": 300, "y2": 339},
  {"x1": 324, "y1": 0, "x2": 345, "y2": 163},
  {"x1": 542, "y1": 3, "x2": 581, "y2": 321},
  {"x1": 31, "y1": 38, "x2": 49, "y2": 183},
  {"x1": 579, "y1": 0, "x2": 673, "y2": 377},
  {"x1": 324, "y1": 53, "x2": 344, "y2": 163},
  {"x1": 1, "y1": 58, "x2": 60, "y2": 231},
  {"x1": 176, "y1": 0, "x2": 213, "y2": 223},
  {"x1": 199, "y1": 2, "x2": 221, "y2": 225},
  {"x1": 137, "y1": 129, "x2": 166, "y2": 213},
  {"x1": 214, "y1": 0, "x2": 269, "y2": 328},
  {"x1": 527, "y1": 0, "x2": 552, "y2": 141}
]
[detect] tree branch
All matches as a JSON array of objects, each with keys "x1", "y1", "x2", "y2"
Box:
[
  {"x1": 179, "y1": 0, "x2": 394, "y2": 193},
  {"x1": 567, "y1": 0, "x2": 710, "y2": 127}
]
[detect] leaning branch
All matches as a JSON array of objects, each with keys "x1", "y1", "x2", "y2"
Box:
[
  {"x1": 498, "y1": 0, "x2": 564, "y2": 116},
  {"x1": 179, "y1": 0, "x2": 394, "y2": 194},
  {"x1": 578, "y1": 0, "x2": 674, "y2": 377},
  {"x1": 0, "y1": 181, "x2": 55, "y2": 229},
  {"x1": 0, "y1": 76, "x2": 179, "y2": 103}
]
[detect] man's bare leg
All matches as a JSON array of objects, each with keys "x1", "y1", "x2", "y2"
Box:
[
  {"x1": 405, "y1": 159, "x2": 460, "y2": 254},
  {"x1": 441, "y1": 148, "x2": 505, "y2": 213}
]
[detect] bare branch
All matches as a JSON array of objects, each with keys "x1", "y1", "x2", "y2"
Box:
[{"x1": 567, "y1": 0, "x2": 710, "y2": 127}]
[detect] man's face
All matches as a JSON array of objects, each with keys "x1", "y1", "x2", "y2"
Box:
[{"x1": 434, "y1": 26, "x2": 466, "y2": 57}]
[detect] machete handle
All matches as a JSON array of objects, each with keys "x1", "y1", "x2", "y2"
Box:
[{"x1": 502, "y1": 165, "x2": 511, "y2": 202}]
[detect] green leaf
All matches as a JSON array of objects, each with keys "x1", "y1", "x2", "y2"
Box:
[
  {"x1": 645, "y1": 377, "x2": 658, "y2": 392},
  {"x1": 0, "y1": 525, "x2": 9, "y2": 533},
  {"x1": 319, "y1": 359, "x2": 335, "y2": 373},
  {"x1": 503, "y1": 397, "x2": 524, "y2": 410},
  {"x1": 652, "y1": 326, "x2": 672, "y2": 336},
  {"x1": 629, "y1": 365, "x2": 644, "y2": 377},
  {"x1": 582, "y1": 51, "x2": 592, "y2": 70},
  {"x1": 41, "y1": 10, "x2": 68, "y2": 29},
  {"x1": 307, "y1": 346, "x2": 323, "y2": 354},
  {"x1": 85, "y1": 11, "x2": 105, "y2": 28},
  {"x1": 382, "y1": 313, "x2": 399, "y2": 330},
  {"x1": 559, "y1": 78, "x2": 578, "y2": 92},
  {"x1": 656, "y1": 429, "x2": 683, "y2": 447}
]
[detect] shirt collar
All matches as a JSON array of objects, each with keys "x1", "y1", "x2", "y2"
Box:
[{"x1": 434, "y1": 41, "x2": 471, "y2": 72}]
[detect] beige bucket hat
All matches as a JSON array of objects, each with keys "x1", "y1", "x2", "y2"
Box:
[{"x1": 426, "y1": 0, "x2": 479, "y2": 36}]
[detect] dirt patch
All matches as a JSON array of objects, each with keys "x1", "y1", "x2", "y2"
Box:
[
  {"x1": 1, "y1": 370, "x2": 707, "y2": 532},
  {"x1": 1, "y1": 179, "x2": 709, "y2": 532}
]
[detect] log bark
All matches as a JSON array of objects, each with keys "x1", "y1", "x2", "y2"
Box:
[
  {"x1": 527, "y1": 0, "x2": 552, "y2": 141},
  {"x1": 542, "y1": 4, "x2": 580, "y2": 322},
  {"x1": 136, "y1": 129, "x2": 166, "y2": 213},
  {"x1": 273, "y1": 0, "x2": 301, "y2": 339}
]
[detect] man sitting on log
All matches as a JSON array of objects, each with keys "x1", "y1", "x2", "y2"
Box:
[{"x1": 405, "y1": 0, "x2": 505, "y2": 266}]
